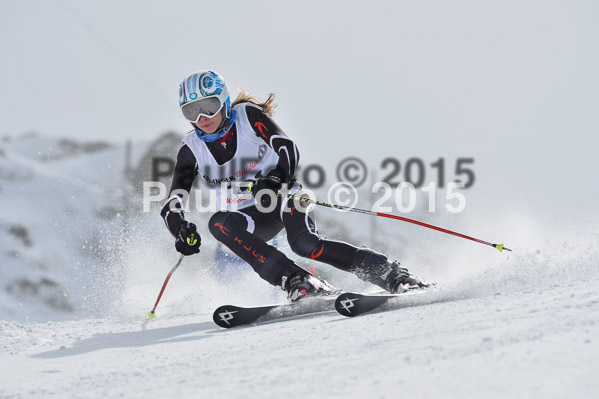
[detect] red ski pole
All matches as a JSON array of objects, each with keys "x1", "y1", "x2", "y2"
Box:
[
  {"x1": 147, "y1": 254, "x2": 185, "y2": 318},
  {"x1": 287, "y1": 194, "x2": 512, "y2": 252}
]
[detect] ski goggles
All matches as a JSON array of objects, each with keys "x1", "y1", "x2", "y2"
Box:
[{"x1": 181, "y1": 96, "x2": 223, "y2": 123}]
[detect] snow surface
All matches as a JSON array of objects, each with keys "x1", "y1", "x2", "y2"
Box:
[
  {"x1": 1, "y1": 134, "x2": 599, "y2": 398},
  {"x1": 1, "y1": 277, "x2": 598, "y2": 398},
  {"x1": 2, "y1": 237, "x2": 599, "y2": 398}
]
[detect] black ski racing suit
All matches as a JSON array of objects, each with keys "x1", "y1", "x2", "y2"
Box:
[{"x1": 160, "y1": 103, "x2": 390, "y2": 288}]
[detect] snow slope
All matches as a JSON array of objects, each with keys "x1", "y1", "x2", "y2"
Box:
[{"x1": 1, "y1": 244, "x2": 598, "y2": 399}]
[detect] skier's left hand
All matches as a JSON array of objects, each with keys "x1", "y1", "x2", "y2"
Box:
[{"x1": 252, "y1": 169, "x2": 284, "y2": 209}]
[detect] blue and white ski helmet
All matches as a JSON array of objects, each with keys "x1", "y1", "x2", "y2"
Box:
[{"x1": 178, "y1": 70, "x2": 231, "y2": 122}]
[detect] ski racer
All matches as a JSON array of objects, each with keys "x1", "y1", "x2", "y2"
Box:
[{"x1": 160, "y1": 70, "x2": 428, "y2": 300}]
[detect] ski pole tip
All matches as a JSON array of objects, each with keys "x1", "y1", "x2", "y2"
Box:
[
  {"x1": 495, "y1": 244, "x2": 512, "y2": 252},
  {"x1": 147, "y1": 311, "x2": 156, "y2": 319}
]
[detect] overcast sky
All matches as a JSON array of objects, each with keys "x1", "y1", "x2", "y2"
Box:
[{"x1": 2, "y1": 0, "x2": 599, "y2": 216}]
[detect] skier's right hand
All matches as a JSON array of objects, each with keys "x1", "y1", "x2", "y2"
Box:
[{"x1": 175, "y1": 221, "x2": 201, "y2": 256}]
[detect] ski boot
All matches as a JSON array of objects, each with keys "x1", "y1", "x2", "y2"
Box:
[
  {"x1": 349, "y1": 249, "x2": 429, "y2": 294},
  {"x1": 383, "y1": 261, "x2": 429, "y2": 293},
  {"x1": 282, "y1": 271, "x2": 339, "y2": 301}
]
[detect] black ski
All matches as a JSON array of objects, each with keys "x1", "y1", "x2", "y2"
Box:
[
  {"x1": 213, "y1": 296, "x2": 337, "y2": 328},
  {"x1": 335, "y1": 288, "x2": 431, "y2": 317}
]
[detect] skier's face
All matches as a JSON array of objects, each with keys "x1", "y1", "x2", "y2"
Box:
[{"x1": 195, "y1": 111, "x2": 223, "y2": 134}]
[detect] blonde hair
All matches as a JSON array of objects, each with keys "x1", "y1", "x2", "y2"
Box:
[{"x1": 231, "y1": 89, "x2": 277, "y2": 116}]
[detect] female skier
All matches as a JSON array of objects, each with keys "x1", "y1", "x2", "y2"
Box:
[{"x1": 160, "y1": 70, "x2": 428, "y2": 300}]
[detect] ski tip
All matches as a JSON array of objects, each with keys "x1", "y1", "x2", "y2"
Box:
[{"x1": 147, "y1": 311, "x2": 156, "y2": 319}]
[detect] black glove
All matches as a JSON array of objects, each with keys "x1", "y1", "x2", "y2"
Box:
[
  {"x1": 175, "y1": 221, "x2": 201, "y2": 256},
  {"x1": 252, "y1": 169, "x2": 284, "y2": 209}
]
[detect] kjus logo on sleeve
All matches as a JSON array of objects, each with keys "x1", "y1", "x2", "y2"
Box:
[{"x1": 254, "y1": 121, "x2": 268, "y2": 138}]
